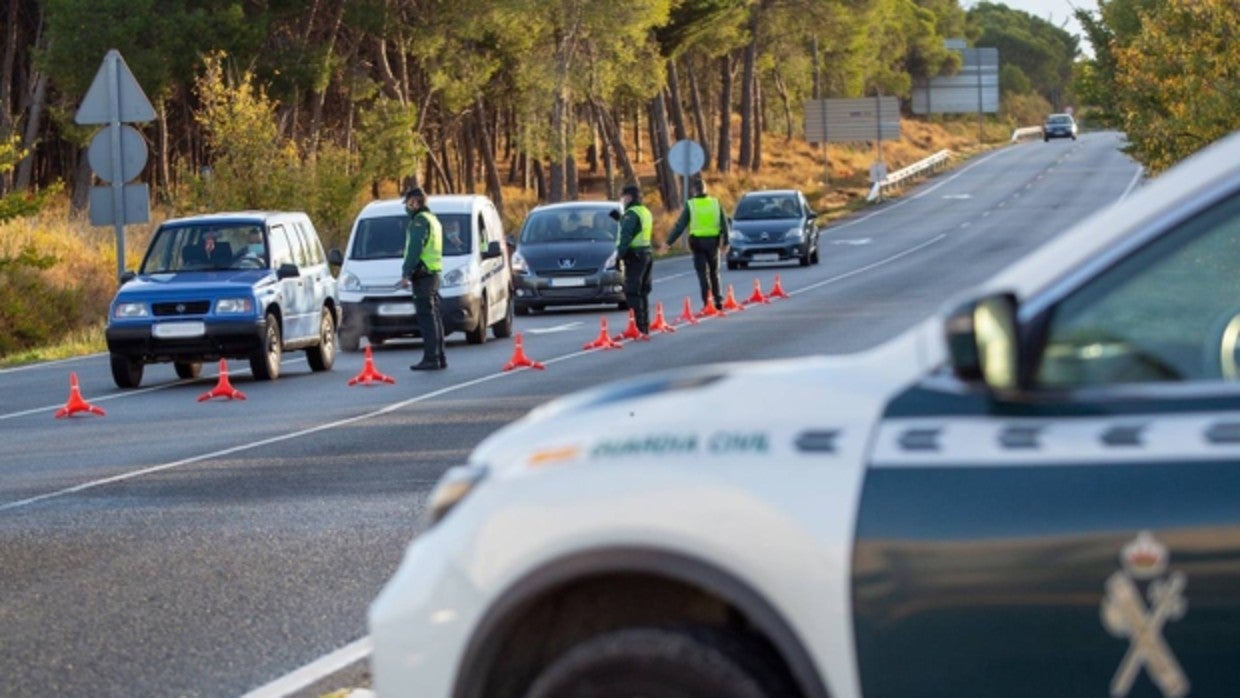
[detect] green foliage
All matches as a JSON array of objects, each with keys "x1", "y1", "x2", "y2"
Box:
[
  {"x1": 356, "y1": 97, "x2": 422, "y2": 188},
  {"x1": 968, "y1": 1, "x2": 1078, "y2": 107}
]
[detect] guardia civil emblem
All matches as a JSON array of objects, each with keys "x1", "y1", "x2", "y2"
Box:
[{"x1": 1101, "y1": 531, "x2": 1189, "y2": 698}]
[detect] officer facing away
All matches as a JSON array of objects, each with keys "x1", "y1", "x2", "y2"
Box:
[
  {"x1": 664, "y1": 177, "x2": 729, "y2": 310},
  {"x1": 399, "y1": 187, "x2": 446, "y2": 371},
  {"x1": 615, "y1": 184, "x2": 654, "y2": 334}
]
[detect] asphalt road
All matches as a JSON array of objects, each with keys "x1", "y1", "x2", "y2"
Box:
[{"x1": 0, "y1": 132, "x2": 1144, "y2": 697}]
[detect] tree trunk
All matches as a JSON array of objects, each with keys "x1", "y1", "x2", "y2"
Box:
[
  {"x1": 666, "y1": 60, "x2": 688, "y2": 143},
  {"x1": 752, "y1": 78, "x2": 763, "y2": 172},
  {"x1": 631, "y1": 105, "x2": 642, "y2": 163},
  {"x1": 548, "y1": 91, "x2": 566, "y2": 202},
  {"x1": 475, "y1": 99, "x2": 503, "y2": 214},
  {"x1": 738, "y1": 9, "x2": 759, "y2": 170},
  {"x1": 462, "y1": 124, "x2": 476, "y2": 193},
  {"x1": 15, "y1": 54, "x2": 48, "y2": 191},
  {"x1": 647, "y1": 92, "x2": 678, "y2": 212},
  {"x1": 773, "y1": 70, "x2": 793, "y2": 142},
  {"x1": 532, "y1": 158, "x2": 545, "y2": 202},
  {"x1": 717, "y1": 54, "x2": 733, "y2": 173},
  {"x1": 591, "y1": 99, "x2": 635, "y2": 190},
  {"x1": 71, "y1": 149, "x2": 91, "y2": 215},
  {"x1": 687, "y1": 62, "x2": 710, "y2": 168},
  {"x1": 308, "y1": 1, "x2": 346, "y2": 154},
  {"x1": 0, "y1": 0, "x2": 20, "y2": 142}
]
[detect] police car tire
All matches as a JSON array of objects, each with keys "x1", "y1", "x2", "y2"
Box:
[{"x1": 524, "y1": 626, "x2": 788, "y2": 698}]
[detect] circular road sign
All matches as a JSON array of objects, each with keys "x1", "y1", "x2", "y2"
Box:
[
  {"x1": 668, "y1": 139, "x2": 706, "y2": 176},
  {"x1": 88, "y1": 124, "x2": 148, "y2": 184}
]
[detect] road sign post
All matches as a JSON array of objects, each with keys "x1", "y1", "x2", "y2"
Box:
[
  {"x1": 74, "y1": 50, "x2": 156, "y2": 280},
  {"x1": 667, "y1": 140, "x2": 706, "y2": 215}
]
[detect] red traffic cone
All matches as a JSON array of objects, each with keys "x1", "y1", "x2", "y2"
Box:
[
  {"x1": 675, "y1": 296, "x2": 699, "y2": 326},
  {"x1": 613, "y1": 309, "x2": 650, "y2": 342},
  {"x1": 197, "y1": 359, "x2": 246, "y2": 401},
  {"x1": 744, "y1": 278, "x2": 770, "y2": 305},
  {"x1": 696, "y1": 296, "x2": 722, "y2": 318},
  {"x1": 583, "y1": 317, "x2": 623, "y2": 350},
  {"x1": 54, "y1": 372, "x2": 106, "y2": 418},
  {"x1": 722, "y1": 284, "x2": 745, "y2": 312},
  {"x1": 503, "y1": 333, "x2": 546, "y2": 371},
  {"x1": 769, "y1": 274, "x2": 790, "y2": 299},
  {"x1": 348, "y1": 346, "x2": 396, "y2": 386},
  {"x1": 649, "y1": 302, "x2": 676, "y2": 333}
]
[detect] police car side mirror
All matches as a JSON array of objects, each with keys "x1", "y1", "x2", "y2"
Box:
[{"x1": 945, "y1": 292, "x2": 1022, "y2": 391}]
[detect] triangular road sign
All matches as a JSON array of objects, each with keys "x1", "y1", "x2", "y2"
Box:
[{"x1": 75, "y1": 49, "x2": 156, "y2": 125}]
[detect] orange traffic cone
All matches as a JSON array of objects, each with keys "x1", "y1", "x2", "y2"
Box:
[
  {"x1": 744, "y1": 278, "x2": 770, "y2": 305},
  {"x1": 583, "y1": 317, "x2": 623, "y2": 350},
  {"x1": 348, "y1": 346, "x2": 395, "y2": 386},
  {"x1": 503, "y1": 333, "x2": 546, "y2": 371},
  {"x1": 768, "y1": 274, "x2": 789, "y2": 299},
  {"x1": 649, "y1": 302, "x2": 676, "y2": 333},
  {"x1": 696, "y1": 297, "x2": 722, "y2": 318},
  {"x1": 722, "y1": 285, "x2": 745, "y2": 311},
  {"x1": 675, "y1": 297, "x2": 699, "y2": 326},
  {"x1": 197, "y1": 359, "x2": 246, "y2": 401},
  {"x1": 54, "y1": 372, "x2": 106, "y2": 418},
  {"x1": 612, "y1": 309, "x2": 650, "y2": 342}
]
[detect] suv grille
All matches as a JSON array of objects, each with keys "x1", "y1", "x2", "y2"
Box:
[{"x1": 152, "y1": 301, "x2": 211, "y2": 316}]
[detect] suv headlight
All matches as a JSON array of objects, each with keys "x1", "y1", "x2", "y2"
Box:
[
  {"x1": 113, "y1": 302, "x2": 148, "y2": 318},
  {"x1": 215, "y1": 298, "x2": 254, "y2": 314},
  {"x1": 424, "y1": 464, "x2": 489, "y2": 526}
]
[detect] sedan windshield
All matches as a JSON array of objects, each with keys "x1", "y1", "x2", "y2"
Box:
[
  {"x1": 734, "y1": 195, "x2": 800, "y2": 220},
  {"x1": 520, "y1": 208, "x2": 619, "y2": 244}
]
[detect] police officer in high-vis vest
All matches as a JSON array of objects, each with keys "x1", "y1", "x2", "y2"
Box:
[
  {"x1": 399, "y1": 187, "x2": 446, "y2": 371},
  {"x1": 665, "y1": 177, "x2": 730, "y2": 310},
  {"x1": 616, "y1": 184, "x2": 654, "y2": 334}
]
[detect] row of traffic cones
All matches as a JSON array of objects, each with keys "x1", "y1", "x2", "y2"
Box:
[{"x1": 52, "y1": 275, "x2": 792, "y2": 415}]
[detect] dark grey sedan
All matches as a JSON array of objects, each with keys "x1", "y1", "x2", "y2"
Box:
[
  {"x1": 511, "y1": 201, "x2": 626, "y2": 314},
  {"x1": 726, "y1": 189, "x2": 821, "y2": 270}
]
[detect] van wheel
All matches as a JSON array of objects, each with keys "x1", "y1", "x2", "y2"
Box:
[
  {"x1": 174, "y1": 361, "x2": 202, "y2": 380},
  {"x1": 110, "y1": 354, "x2": 144, "y2": 389},
  {"x1": 249, "y1": 312, "x2": 282, "y2": 380},
  {"x1": 306, "y1": 306, "x2": 336, "y2": 371},
  {"x1": 525, "y1": 626, "x2": 787, "y2": 698},
  {"x1": 466, "y1": 298, "x2": 488, "y2": 345},
  {"x1": 493, "y1": 293, "x2": 515, "y2": 339}
]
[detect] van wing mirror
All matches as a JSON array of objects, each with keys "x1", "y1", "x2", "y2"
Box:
[
  {"x1": 483, "y1": 240, "x2": 503, "y2": 260},
  {"x1": 327, "y1": 248, "x2": 344, "y2": 266},
  {"x1": 945, "y1": 292, "x2": 1022, "y2": 391}
]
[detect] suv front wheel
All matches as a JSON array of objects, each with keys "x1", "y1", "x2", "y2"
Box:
[
  {"x1": 110, "y1": 354, "x2": 144, "y2": 389},
  {"x1": 249, "y1": 312, "x2": 282, "y2": 380},
  {"x1": 306, "y1": 307, "x2": 337, "y2": 371}
]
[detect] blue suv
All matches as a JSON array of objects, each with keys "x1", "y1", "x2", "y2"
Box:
[{"x1": 105, "y1": 211, "x2": 341, "y2": 388}]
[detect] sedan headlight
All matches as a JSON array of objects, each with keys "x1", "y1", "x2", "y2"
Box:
[
  {"x1": 423, "y1": 464, "x2": 489, "y2": 527},
  {"x1": 340, "y1": 271, "x2": 362, "y2": 292},
  {"x1": 785, "y1": 227, "x2": 805, "y2": 241},
  {"x1": 112, "y1": 302, "x2": 148, "y2": 318},
  {"x1": 215, "y1": 297, "x2": 254, "y2": 314},
  {"x1": 511, "y1": 251, "x2": 529, "y2": 274}
]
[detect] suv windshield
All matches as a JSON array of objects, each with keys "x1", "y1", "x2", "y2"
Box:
[
  {"x1": 349, "y1": 213, "x2": 471, "y2": 260},
  {"x1": 520, "y1": 207, "x2": 619, "y2": 244},
  {"x1": 140, "y1": 222, "x2": 267, "y2": 273},
  {"x1": 734, "y1": 195, "x2": 800, "y2": 220}
]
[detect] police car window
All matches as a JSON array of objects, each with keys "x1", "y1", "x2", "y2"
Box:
[{"x1": 1036, "y1": 192, "x2": 1240, "y2": 387}]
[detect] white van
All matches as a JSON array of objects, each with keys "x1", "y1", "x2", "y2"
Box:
[{"x1": 337, "y1": 195, "x2": 513, "y2": 351}]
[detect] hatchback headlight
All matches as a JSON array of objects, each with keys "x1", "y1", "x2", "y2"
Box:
[
  {"x1": 785, "y1": 227, "x2": 805, "y2": 241},
  {"x1": 604, "y1": 250, "x2": 619, "y2": 270},
  {"x1": 215, "y1": 298, "x2": 254, "y2": 314},
  {"x1": 424, "y1": 464, "x2": 489, "y2": 527},
  {"x1": 730, "y1": 230, "x2": 747, "y2": 242},
  {"x1": 113, "y1": 302, "x2": 148, "y2": 318}
]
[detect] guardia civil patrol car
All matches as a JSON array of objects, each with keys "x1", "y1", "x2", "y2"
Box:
[{"x1": 369, "y1": 132, "x2": 1240, "y2": 698}]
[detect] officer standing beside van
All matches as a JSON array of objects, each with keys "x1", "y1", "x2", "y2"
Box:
[
  {"x1": 615, "y1": 184, "x2": 653, "y2": 334},
  {"x1": 399, "y1": 187, "x2": 447, "y2": 370}
]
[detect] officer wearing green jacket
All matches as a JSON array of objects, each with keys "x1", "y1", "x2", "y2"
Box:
[
  {"x1": 399, "y1": 186, "x2": 446, "y2": 370},
  {"x1": 616, "y1": 184, "x2": 654, "y2": 334},
  {"x1": 665, "y1": 178, "x2": 730, "y2": 310}
]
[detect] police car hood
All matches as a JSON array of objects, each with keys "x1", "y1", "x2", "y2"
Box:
[{"x1": 471, "y1": 319, "x2": 943, "y2": 476}]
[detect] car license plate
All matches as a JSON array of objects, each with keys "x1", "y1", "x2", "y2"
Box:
[
  {"x1": 550, "y1": 277, "x2": 586, "y2": 288},
  {"x1": 378, "y1": 302, "x2": 416, "y2": 316},
  {"x1": 153, "y1": 321, "x2": 205, "y2": 339},
  {"x1": 753, "y1": 253, "x2": 780, "y2": 263}
]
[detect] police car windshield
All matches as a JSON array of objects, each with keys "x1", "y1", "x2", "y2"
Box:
[
  {"x1": 520, "y1": 207, "x2": 619, "y2": 244},
  {"x1": 350, "y1": 213, "x2": 472, "y2": 260}
]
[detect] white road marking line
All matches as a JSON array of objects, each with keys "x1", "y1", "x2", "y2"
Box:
[
  {"x1": 526, "y1": 322, "x2": 585, "y2": 334},
  {"x1": 239, "y1": 636, "x2": 372, "y2": 698},
  {"x1": 0, "y1": 353, "x2": 104, "y2": 374}
]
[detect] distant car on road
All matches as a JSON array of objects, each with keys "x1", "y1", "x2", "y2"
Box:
[
  {"x1": 105, "y1": 211, "x2": 340, "y2": 388},
  {"x1": 370, "y1": 131, "x2": 1240, "y2": 698},
  {"x1": 510, "y1": 201, "x2": 626, "y2": 315},
  {"x1": 1044, "y1": 113, "x2": 1078, "y2": 141},
  {"x1": 726, "y1": 189, "x2": 821, "y2": 270}
]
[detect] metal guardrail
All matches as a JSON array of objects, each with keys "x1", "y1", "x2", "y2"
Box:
[
  {"x1": 866, "y1": 149, "x2": 954, "y2": 202},
  {"x1": 1011, "y1": 126, "x2": 1043, "y2": 142}
]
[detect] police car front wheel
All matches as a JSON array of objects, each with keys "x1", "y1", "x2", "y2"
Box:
[{"x1": 524, "y1": 626, "x2": 792, "y2": 698}]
